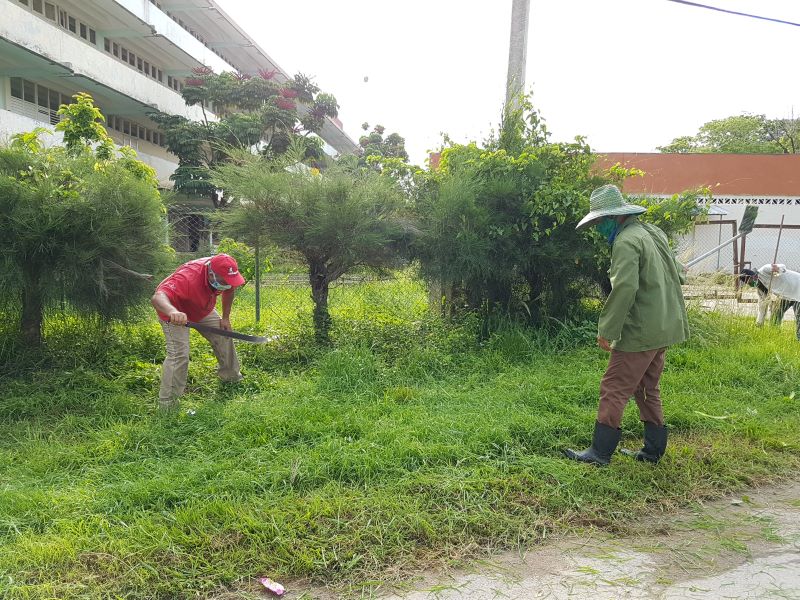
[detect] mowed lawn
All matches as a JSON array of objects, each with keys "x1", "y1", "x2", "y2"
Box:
[{"x1": 1, "y1": 281, "x2": 799, "y2": 599}]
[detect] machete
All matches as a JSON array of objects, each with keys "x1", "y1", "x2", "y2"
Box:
[{"x1": 185, "y1": 322, "x2": 271, "y2": 344}]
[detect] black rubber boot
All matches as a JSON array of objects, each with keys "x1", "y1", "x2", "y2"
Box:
[
  {"x1": 564, "y1": 422, "x2": 621, "y2": 466},
  {"x1": 621, "y1": 422, "x2": 668, "y2": 463}
]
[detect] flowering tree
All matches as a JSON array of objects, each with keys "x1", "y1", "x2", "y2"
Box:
[{"x1": 150, "y1": 69, "x2": 339, "y2": 207}]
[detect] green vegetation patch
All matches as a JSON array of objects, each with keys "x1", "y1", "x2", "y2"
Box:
[{"x1": 1, "y1": 292, "x2": 798, "y2": 599}]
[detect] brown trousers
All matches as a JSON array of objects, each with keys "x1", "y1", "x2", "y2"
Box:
[{"x1": 597, "y1": 348, "x2": 666, "y2": 429}]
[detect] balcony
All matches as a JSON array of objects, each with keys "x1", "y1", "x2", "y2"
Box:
[{"x1": 1, "y1": 1, "x2": 211, "y2": 121}]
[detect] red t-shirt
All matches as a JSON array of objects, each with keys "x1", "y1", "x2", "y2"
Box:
[{"x1": 155, "y1": 257, "x2": 222, "y2": 322}]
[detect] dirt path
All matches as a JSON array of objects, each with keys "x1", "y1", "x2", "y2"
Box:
[
  {"x1": 289, "y1": 480, "x2": 800, "y2": 599},
  {"x1": 379, "y1": 481, "x2": 800, "y2": 600}
]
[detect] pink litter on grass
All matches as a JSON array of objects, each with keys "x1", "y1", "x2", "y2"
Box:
[{"x1": 259, "y1": 577, "x2": 285, "y2": 596}]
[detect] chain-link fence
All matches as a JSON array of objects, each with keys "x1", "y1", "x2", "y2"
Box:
[
  {"x1": 678, "y1": 219, "x2": 800, "y2": 339},
  {"x1": 675, "y1": 219, "x2": 799, "y2": 276},
  {"x1": 162, "y1": 208, "x2": 799, "y2": 339},
  {"x1": 167, "y1": 205, "x2": 216, "y2": 256},
  {"x1": 237, "y1": 270, "x2": 431, "y2": 338},
  {"x1": 676, "y1": 219, "x2": 739, "y2": 274},
  {"x1": 742, "y1": 224, "x2": 800, "y2": 272}
]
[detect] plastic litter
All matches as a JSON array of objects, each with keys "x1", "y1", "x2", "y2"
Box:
[{"x1": 259, "y1": 577, "x2": 285, "y2": 596}]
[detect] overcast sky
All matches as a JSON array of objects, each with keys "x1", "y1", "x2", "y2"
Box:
[{"x1": 216, "y1": 0, "x2": 800, "y2": 166}]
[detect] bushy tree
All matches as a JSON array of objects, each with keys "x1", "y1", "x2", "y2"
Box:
[
  {"x1": 415, "y1": 97, "x2": 704, "y2": 324},
  {"x1": 358, "y1": 122, "x2": 409, "y2": 163},
  {"x1": 658, "y1": 113, "x2": 800, "y2": 154},
  {"x1": 150, "y1": 69, "x2": 339, "y2": 207},
  {"x1": 214, "y1": 151, "x2": 411, "y2": 342},
  {"x1": 414, "y1": 98, "x2": 609, "y2": 322},
  {"x1": 0, "y1": 94, "x2": 170, "y2": 346},
  {"x1": 336, "y1": 122, "x2": 420, "y2": 197}
]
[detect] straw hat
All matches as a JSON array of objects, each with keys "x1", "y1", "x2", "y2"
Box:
[{"x1": 576, "y1": 184, "x2": 646, "y2": 230}]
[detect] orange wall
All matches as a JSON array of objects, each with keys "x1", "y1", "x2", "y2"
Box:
[{"x1": 595, "y1": 153, "x2": 800, "y2": 197}]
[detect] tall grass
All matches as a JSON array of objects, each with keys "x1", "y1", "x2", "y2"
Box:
[{"x1": 0, "y1": 281, "x2": 798, "y2": 599}]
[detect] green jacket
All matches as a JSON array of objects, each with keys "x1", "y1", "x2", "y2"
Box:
[{"x1": 598, "y1": 217, "x2": 689, "y2": 352}]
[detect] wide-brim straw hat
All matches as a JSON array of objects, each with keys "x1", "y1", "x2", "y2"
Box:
[{"x1": 576, "y1": 184, "x2": 646, "y2": 230}]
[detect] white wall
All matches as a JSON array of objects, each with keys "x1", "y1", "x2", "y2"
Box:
[
  {"x1": 0, "y1": 108, "x2": 177, "y2": 186},
  {"x1": 111, "y1": 0, "x2": 235, "y2": 74},
  {"x1": 1, "y1": 2, "x2": 209, "y2": 121}
]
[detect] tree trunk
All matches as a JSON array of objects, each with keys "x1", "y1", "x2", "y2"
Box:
[
  {"x1": 524, "y1": 270, "x2": 544, "y2": 325},
  {"x1": 21, "y1": 271, "x2": 44, "y2": 347},
  {"x1": 309, "y1": 261, "x2": 331, "y2": 344},
  {"x1": 486, "y1": 277, "x2": 512, "y2": 315}
]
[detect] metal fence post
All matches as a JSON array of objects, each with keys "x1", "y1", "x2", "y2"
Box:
[{"x1": 254, "y1": 239, "x2": 261, "y2": 323}]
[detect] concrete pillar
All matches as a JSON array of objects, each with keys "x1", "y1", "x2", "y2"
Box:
[{"x1": 505, "y1": 0, "x2": 530, "y2": 109}]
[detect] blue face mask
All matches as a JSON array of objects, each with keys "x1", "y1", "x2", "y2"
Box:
[
  {"x1": 596, "y1": 218, "x2": 619, "y2": 244},
  {"x1": 207, "y1": 265, "x2": 232, "y2": 291}
]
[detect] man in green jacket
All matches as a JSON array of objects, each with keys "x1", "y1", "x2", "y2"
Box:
[{"x1": 565, "y1": 184, "x2": 689, "y2": 466}]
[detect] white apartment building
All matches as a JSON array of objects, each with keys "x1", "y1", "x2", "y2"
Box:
[{"x1": 0, "y1": 0, "x2": 358, "y2": 187}]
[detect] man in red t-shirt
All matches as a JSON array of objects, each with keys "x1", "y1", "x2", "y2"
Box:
[{"x1": 151, "y1": 254, "x2": 246, "y2": 411}]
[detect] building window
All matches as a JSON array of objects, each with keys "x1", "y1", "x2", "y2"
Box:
[
  {"x1": 49, "y1": 89, "x2": 60, "y2": 111},
  {"x1": 104, "y1": 38, "x2": 110, "y2": 52},
  {"x1": 32, "y1": 0, "x2": 42, "y2": 13},
  {"x1": 9, "y1": 77, "x2": 71, "y2": 125},
  {"x1": 113, "y1": 43, "x2": 119, "y2": 57},
  {"x1": 89, "y1": 29, "x2": 96, "y2": 44},
  {"x1": 137, "y1": 57, "x2": 143, "y2": 72},
  {"x1": 67, "y1": 16, "x2": 76, "y2": 33},
  {"x1": 121, "y1": 48, "x2": 128, "y2": 61},
  {"x1": 80, "y1": 23, "x2": 87, "y2": 38},
  {"x1": 10, "y1": 77, "x2": 23, "y2": 100},
  {"x1": 23, "y1": 79, "x2": 35, "y2": 103},
  {"x1": 128, "y1": 52, "x2": 136, "y2": 67},
  {"x1": 58, "y1": 9, "x2": 66, "y2": 27},
  {"x1": 18, "y1": 0, "x2": 29, "y2": 5},
  {"x1": 44, "y1": 2, "x2": 55, "y2": 19},
  {"x1": 36, "y1": 84, "x2": 49, "y2": 109}
]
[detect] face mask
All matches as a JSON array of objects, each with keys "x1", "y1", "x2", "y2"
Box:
[
  {"x1": 595, "y1": 217, "x2": 619, "y2": 243},
  {"x1": 207, "y1": 264, "x2": 232, "y2": 291}
]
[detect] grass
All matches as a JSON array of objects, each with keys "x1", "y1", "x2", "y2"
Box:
[{"x1": 0, "y1": 278, "x2": 799, "y2": 599}]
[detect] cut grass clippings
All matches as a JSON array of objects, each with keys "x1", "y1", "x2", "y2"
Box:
[{"x1": 0, "y1": 283, "x2": 799, "y2": 599}]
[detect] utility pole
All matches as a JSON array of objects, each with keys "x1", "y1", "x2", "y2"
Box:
[{"x1": 505, "y1": 0, "x2": 530, "y2": 109}]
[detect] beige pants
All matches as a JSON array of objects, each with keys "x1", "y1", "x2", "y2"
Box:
[{"x1": 159, "y1": 310, "x2": 242, "y2": 407}]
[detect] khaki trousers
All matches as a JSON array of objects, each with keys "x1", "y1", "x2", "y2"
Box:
[
  {"x1": 159, "y1": 310, "x2": 242, "y2": 406},
  {"x1": 597, "y1": 348, "x2": 666, "y2": 429}
]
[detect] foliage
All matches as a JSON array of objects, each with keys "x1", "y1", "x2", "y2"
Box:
[
  {"x1": 0, "y1": 94, "x2": 170, "y2": 346},
  {"x1": 214, "y1": 153, "x2": 412, "y2": 342},
  {"x1": 636, "y1": 188, "x2": 711, "y2": 243},
  {"x1": 150, "y1": 70, "x2": 339, "y2": 206},
  {"x1": 215, "y1": 237, "x2": 272, "y2": 283},
  {"x1": 658, "y1": 113, "x2": 800, "y2": 154},
  {"x1": 1, "y1": 294, "x2": 799, "y2": 598},
  {"x1": 415, "y1": 96, "x2": 710, "y2": 323},
  {"x1": 413, "y1": 96, "x2": 611, "y2": 323},
  {"x1": 358, "y1": 122, "x2": 410, "y2": 163},
  {"x1": 55, "y1": 92, "x2": 114, "y2": 158}
]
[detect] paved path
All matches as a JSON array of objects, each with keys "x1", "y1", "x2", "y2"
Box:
[{"x1": 375, "y1": 481, "x2": 800, "y2": 600}]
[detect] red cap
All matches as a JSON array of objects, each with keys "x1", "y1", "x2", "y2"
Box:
[{"x1": 209, "y1": 254, "x2": 246, "y2": 287}]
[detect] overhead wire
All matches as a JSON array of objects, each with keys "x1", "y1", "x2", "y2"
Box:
[{"x1": 664, "y1": 0, "x2": 800, "y2": 28}]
